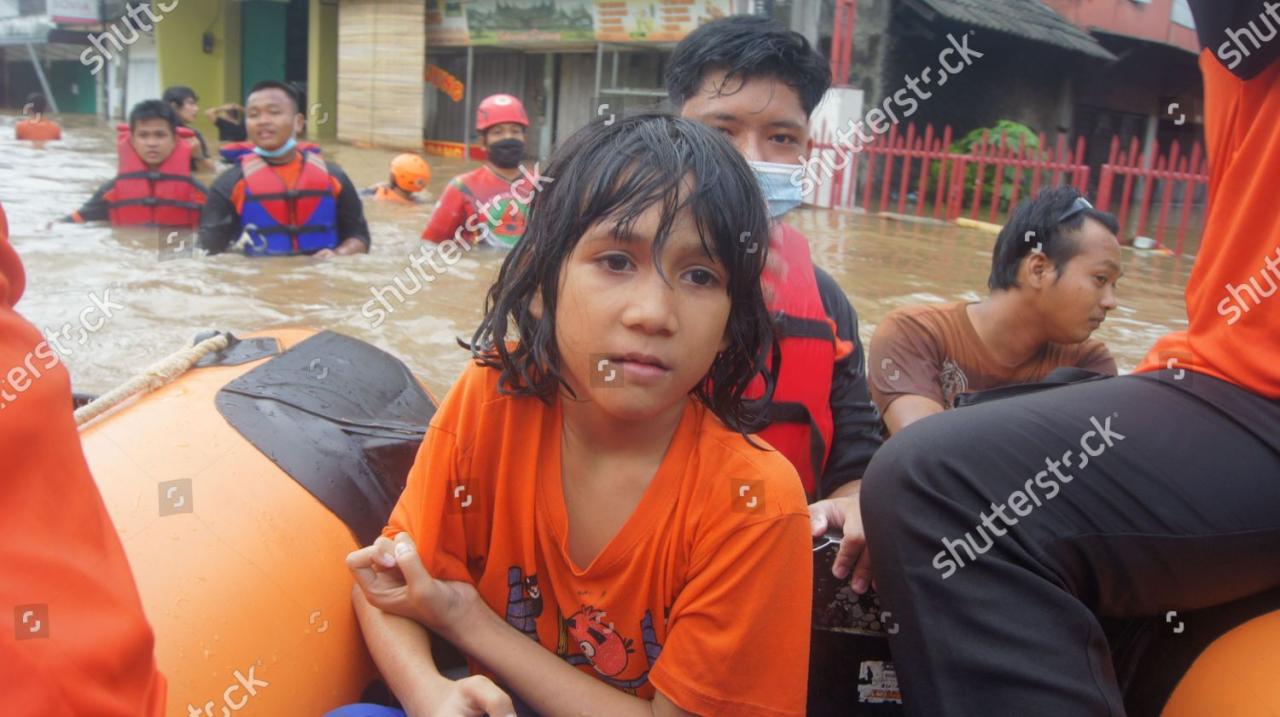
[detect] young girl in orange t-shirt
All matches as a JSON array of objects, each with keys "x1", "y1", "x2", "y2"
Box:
[{"x1": 343, "y1": 113, "x2": 813, "y2": 717}]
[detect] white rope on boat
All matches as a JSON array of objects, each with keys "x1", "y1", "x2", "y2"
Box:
[{"x1": 74, "y1": 333, "x2": 230, "y2": 428}]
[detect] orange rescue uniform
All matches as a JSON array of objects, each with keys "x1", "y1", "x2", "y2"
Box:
[{"x1": 0, "y1": 202, "x2": 166, "y2": 716}]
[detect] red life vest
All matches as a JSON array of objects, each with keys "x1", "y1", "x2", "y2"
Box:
[
  {"x1": 107, "y1": 124, "x2": 203, "y2": 228},
  {"x1": 753, "y1": 222, "x2": 840, "y2": 499}
]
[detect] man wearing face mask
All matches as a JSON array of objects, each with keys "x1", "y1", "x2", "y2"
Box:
[
  {"x1": 421, "y1": 94, "x2": 539, "y2": 248},
  {"x1": 198, "y1": 81, "x2": 370, "y2": 257},
  {"x1": 668, "y1": 16, "x2": 883, "y2": 513}
]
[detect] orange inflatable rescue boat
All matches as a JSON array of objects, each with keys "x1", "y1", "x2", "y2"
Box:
[{"x1": 77, "y1": 328, "x2": 439, "y2": 716}]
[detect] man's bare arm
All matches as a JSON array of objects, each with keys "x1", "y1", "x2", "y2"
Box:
[{"x1": 882, "y1": 394, "x2": 945, "y2": 435}]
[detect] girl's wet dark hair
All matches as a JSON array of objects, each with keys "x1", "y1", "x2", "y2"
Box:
[{"x1": 469, "y1": 112, "x2": 776, "y2": 433}]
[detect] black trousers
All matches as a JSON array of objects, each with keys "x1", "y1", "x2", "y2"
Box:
[{"x1": 861, "y1": 370, "x2": 1280, "y2": 716}]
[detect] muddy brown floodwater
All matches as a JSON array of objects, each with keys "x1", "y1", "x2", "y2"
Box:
[{"x1": 1, "y1": 115, "x2": 1193, "y2": 399}]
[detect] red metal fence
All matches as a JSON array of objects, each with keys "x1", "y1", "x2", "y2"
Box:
[
  {"x1": 1096, "y1": 136, "x2": 1209, "y2": 257},
  {"x1": 807, "y1": 122, "x2": 1209, "y2": 256}
]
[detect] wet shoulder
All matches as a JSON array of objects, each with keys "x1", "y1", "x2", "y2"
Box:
[
  {"x1": 322, "y1": 160, "x2": 351, "y2": 181},
  {"x1": 430, "y1": 360, "x2": 549, "y2": 455},
  {"x1": 1046, "y1": 337, "x2": 1117, "y2": 375},
  {"x1": 686, "y1": 405, "x2": 809, "y2": 524},
  {"x1": 877, "y1": 301, "x2": 967, "y2": 347},
  {"x1": 210, "y1": 164, "x2": 246, "y2": 195}
]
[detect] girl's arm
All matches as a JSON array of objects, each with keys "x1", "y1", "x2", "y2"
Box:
[
  {"x1": 353, "y1": 586, "x2": 448, "y2": 715},
  {"x1": 350, "y1": 537, "x2": 516, "y2": 717},
  {"x1": 453, "y1": 603, "x2": 695, "y2": 717},
  {"x1": 359, "y1": 534, "x2": 694, "y2": 717}
]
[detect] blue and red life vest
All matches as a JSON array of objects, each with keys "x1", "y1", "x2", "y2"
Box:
[
  {"x1": 239, "y1": 152, "x2": 339, "y2": 255},
  {"x1": 106, "y1": 124, "x2": 203, "y2": 228},
  {"x1": 752, "y1": 223, "x2": 842, "y2": 499}
]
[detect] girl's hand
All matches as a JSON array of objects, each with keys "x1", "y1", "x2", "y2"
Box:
[
  {"x1": 425, "y1": 675, "x2": 516, "y2": 717},
  {"x1": 346, "y1": 533, "x2": 481, "y2": 639}
]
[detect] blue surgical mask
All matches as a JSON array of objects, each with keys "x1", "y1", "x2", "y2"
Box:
[
  {"x1": 254, "y1": 136, "x2": 297, "y2": 159},
  {"x1": 750, "y1": 160, "x2": 805, "y2": 218}
]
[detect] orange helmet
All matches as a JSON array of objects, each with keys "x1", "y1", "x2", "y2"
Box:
[
  {"x1": 390, "y1": 154, "x2": 432, "y2": 193},
  {"x1": 475, "y1": 94, "x2": 529, "y2": 132}
]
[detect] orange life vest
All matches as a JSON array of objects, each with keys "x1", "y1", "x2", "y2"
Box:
[
  {"x1": 752, "y1": 222, "x2": 839, "y2": 499},
  {"x1": 107, "y1": 124, "x2": 203, "y2": 228}
]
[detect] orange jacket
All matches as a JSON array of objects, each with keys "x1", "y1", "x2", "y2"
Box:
[{"x1": 0, "y1": 201, "x2": 166, "y2": 716}]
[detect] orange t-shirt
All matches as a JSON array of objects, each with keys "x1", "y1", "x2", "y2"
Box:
[
  {"x1": 385, "y1": 361, "x2": 812, "y2": 716},
  {"x1": 1135, "y1": 51, "x2": 1280, "y2": 397},
  {"x1": 15, "y1": 118, "x2": 62, "y2": 141},
  {"x1": 869, "y1": 301, "x2": 1116, "y2": 410},
  {"x1": 0, "y1": 202, "x2": 166, "y2": 716}
]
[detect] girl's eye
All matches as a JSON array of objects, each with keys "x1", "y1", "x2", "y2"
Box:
[
  {"x1": 685, "y1": 268, "x2": 720, "y2": 287},
  {"x1": 771, "y1": 134, "x2": 798, "y2": 145},
  {"x1": 599, "y1": 254, "x2": 633, "y2": 272},
  {"x1": 1095, "y1": 275, "x2": 1108, "y2": 285}
]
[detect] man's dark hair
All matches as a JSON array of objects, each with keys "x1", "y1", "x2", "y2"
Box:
[
  {"x1": 247, "y1": 80, "x2": 301, "y2": 113},
  {"x1": 162, "y1": 85, "x2": 198, "y2": 108},
  {"x1": 128, "y1": 99, "x2": 178, "y2": 132},
  {"x1": 666, "y1": 15, "x2": 831, "y2": 117},
  {"x1": 988, "y1": 186, "x2": 1120, "y2": 291},
  {"x1": 471, "y1": 112, "x2": 777, "y2": 434},
  {"x1": 25, "y1": 92, "x2": 49, "y2": 115}
]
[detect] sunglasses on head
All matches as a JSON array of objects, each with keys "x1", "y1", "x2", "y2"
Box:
[{"x1": 1058, "y1": 196, "x2": 1094, "y2": 224}]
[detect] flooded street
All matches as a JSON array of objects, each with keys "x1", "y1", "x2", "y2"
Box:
[{"x1": 2, "y1": 115, "x2": 1192, "y2": 398}]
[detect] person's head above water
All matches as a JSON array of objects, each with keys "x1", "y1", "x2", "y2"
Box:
[
  {"x1": 24, "y1": 92, "x2": 49, "y2": 118},
  {"x1": 127, "y1": 100, "x2": 179, "y2": 169},
  {"x1": 475, "y1": 94, "x2": 529, "y2": 172},
  {"x1": 667, "y1": 15, "x2": 830, "y2": 165},
  {"x1": 988, "y1": 186, "x2": 1123, "y2": 343},
  {"x1": 162, "y1": 85, "x2": 199, "y2": 126},
  {"x1": 471, "y1": 112, "x2": 775, "y2": 432},
  {"x1": 390, "y1": 153, "x2": 431, "y2": 194},
  {"x1": 245, "y1": 80, "x2": 303, "y2": 156}
]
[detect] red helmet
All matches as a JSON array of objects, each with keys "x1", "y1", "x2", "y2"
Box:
[{"x1": 475, "y1": 94, "x2": 529, "y2": 132}]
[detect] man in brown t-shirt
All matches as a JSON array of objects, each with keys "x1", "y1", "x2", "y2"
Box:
[{"x1": 869, "y1": 186, "x2": 1122, "y2": 434}]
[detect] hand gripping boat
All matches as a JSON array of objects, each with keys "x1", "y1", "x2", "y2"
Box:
[{"x1": 77, "y1": 329, "x2": 438, "y2": 716}]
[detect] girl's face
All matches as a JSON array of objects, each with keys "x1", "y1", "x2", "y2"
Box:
[{"x1": 552, "y1": 198, "x2": 732, "y2": 422}]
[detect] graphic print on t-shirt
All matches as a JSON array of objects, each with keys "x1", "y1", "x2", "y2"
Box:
[
  {"x1": 481, "y1": 196, "x2": 527, "y2": 248},
  {"x1": 553, "y1": 605, "x2": 664, "y2": 693},
  {"x1": 939, "y1": 358, "x2": 970, "y2": 408},
  {"x1": 505, "y1": 566, "x2": 543, "y2": 641}
]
